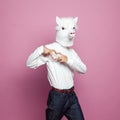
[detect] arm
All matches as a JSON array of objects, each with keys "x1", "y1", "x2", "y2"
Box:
[
  {"x1": 26, "y1": 46, "x2": 44, "y2": 69},
  {"x1": 26, "y1": 46, "x2": 53, "y2": 69},
  {"x1": 54, "y1": 50, "x2": 87, "y2": 73},
  {"x1": 66, "y1": 50, "x2": 87, "y2": 73}
]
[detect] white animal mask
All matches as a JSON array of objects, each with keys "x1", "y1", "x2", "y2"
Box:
[{"x1": 56, "y1": 16, "x2": 78, "y2": 47}]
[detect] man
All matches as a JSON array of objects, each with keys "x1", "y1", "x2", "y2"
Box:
[{"x1": 26, "y1": 16, "x2": 87, "y2": 120}]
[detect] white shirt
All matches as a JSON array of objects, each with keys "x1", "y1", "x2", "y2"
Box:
[{"x1": 26, "y1": 42, "x2": 87, "y2": 89}]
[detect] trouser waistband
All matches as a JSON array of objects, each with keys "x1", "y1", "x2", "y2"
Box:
[{"x1": 51, "y1": 86, "x2": 74, "y2": 93}]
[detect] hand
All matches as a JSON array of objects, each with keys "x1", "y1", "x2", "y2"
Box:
[
  {"x1": 56, "y1": 53, "x2": 68, "y2": 63},
  {"x1": 42, "y1": 47, "x2": 54, "y2": 56},
  {"x1": 42, "y1": 47, "x2": 68, "y2": 63}
]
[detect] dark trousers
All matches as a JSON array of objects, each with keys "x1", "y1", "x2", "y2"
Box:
[{"x1": 46, "y1": 89, "x2": 84, "y2": 120}]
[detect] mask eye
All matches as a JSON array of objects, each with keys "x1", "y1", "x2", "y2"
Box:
[
  {"x1": 62, "y1": 27, "x2": 65, "y2": 30},
  {"x1": 73, "y1": 27, "x2": 76, "y2": 29}
]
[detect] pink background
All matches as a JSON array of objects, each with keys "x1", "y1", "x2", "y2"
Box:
[{"x1": 0, "y1": 0, "x2": 120, "y2": 120}]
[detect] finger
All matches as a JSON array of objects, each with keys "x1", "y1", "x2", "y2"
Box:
[
  {"x1": 57, "y1": 52, "x2": 62, "y2": 56},
  {"x1": 50, "y1": 54, "x2": 56, "y2": 60},
  {"x1": 51, "y1": 49, "x2": 56, "y2": 54},
  {"x1": 57, "y1": 57, "x2": 62, "y2": 62},
  {"x1": 42, "y1": 53, "x2": 48, "y2": 56}
]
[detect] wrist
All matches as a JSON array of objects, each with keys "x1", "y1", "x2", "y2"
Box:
[
  {"x1": 43, "y1": 46, "x2": 51, "y2": 56},
  {"x1": 65, "y1": 56, "x2": 68, "y2": 63}
]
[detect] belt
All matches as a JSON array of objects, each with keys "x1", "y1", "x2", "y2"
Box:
[{"x1": 52, "y1": 86, "x2": 74, "y2": 93}]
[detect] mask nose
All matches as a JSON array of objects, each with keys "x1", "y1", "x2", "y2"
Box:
[
  {"x1": 70, "y1": 32, "x2": 75, "y2": 35},
  {"x1": 69, "y1": 32, "x2": 75, "y2": 38}
]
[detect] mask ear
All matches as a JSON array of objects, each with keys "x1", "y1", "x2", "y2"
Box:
[
  {"x1": 74, "y1": 17, "x2": 78, "y2": 24},
  {"x1": 56, "y1": 16, "x2": 61, "y2": 25}
]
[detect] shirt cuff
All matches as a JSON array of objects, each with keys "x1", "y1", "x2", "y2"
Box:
[
  {"x1": 66, "y1": 58, "x2": 74, "y2": 66},
  {"x1": 37, "y1": 46, "x2": 44, "y2": 55}
]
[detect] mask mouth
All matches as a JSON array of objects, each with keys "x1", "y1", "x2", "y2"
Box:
[
  {"x1": 69, "y1": 33, "x2": 75, "y2": 39},
  {"x1": 56, "y1": 38, "x2": 74, "y2": 47}
]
